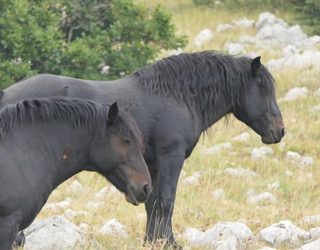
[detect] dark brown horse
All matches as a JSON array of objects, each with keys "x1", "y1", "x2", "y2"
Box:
[
  {"x1": 0, "y1": 51, "x2": 284, "y2": 248},
  {"x1": 0, "y1": 97, "x2": 151, "y2": 249}
]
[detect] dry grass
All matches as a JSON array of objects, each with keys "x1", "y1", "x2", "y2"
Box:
[{"x1": 26, "y1": 1, "x2": 320, "y2": 249}]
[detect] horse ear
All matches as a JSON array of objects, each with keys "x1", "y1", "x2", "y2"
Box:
[
  {"x1": 108, "y1": 102, "x2": 119, "y2": 123},
  {"x1": 251, "y1": 56, "x2": 261, "y2": 77}
]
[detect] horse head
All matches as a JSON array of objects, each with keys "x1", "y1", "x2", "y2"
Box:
[
  {"x1": 233, "y1": 57, "x2": 285, "y2": 144},
  {"x1": 90, "y1": 102, "x2": 152, "y2": 205}
]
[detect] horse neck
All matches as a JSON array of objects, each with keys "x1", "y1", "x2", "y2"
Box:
[
  {"x1": 18, "y1": 121, "x2": 92, "y2": 189},
  {"x1": 191, "y1": 93, "x2": 233, "y2": 133},
  {"x1": 205, "y1": 101, "x2": 232, "y2": 130}
]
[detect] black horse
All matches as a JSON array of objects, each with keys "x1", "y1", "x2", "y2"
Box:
[
  {"x1": 0, "y1": 97, "x2": 151, "y2": 249},
  {"x1": 0, "y1": 51, "x2": 285, "y2": 247}
]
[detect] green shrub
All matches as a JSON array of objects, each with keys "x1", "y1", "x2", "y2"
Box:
[
  {"x1": 0, "y1": 0, "x2": 187, "y2": 88},
  {"x1": 289, "y1": 0, "x2": 320, "y2": 34}
]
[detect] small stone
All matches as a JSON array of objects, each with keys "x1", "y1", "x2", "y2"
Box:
[
  {"x1": 68, "y1": 180, "x2": 84, "y2": 193},
  {"x1": 44, "y1": 198, "x2": 72, "y2": 210},
  {"x1": 310, "y1": 227, "x2": 320, "y2": 241},
  {"x1": 267, "y1": 181, "x2": 280, "y2": 191},
  {"x1": 193, "y1": 29, "x2": 214, "y2": 47},
  {"x1": 300, "y1": 239, "x2": 320, "y2": 250},
  {"x1": 212, "y1": 188, "x2": 226, "y2": 200},
  {"x1": 202, "y1": 142, "x2": 232, "y2": 155},
  {"x1": 310, "y1": 105, "x2": 320, "y2": 112},
  {"x1": 181, "y1": 222, "x2": 254, "y2": 249},
  {"x1": 64, "y1": 209, "x2": 90, "y2": 220},
  {"x1": 259, "y1": 220, "x2": 310, "y2": 248},
  {"x1": 24, "y1": 216, "x2": 85, "y2": 250},
  {"x1": 183, "y1": 172, "x2": 202, "y2": 186},
  {"x1": 251, "y1": 146, "x2": 274, "y2": 159},
  {"x1": 300, "y1": 156, "x2": 314, "y2": 167},
  {"x1": 79, "y1": 223, "x2": 89, "y2": 232},
  {"x1": 95, "y1": 187, "x2": 110, "y2": 200},
  {"x1": 216, "y1": 23, "x2": 234, "y2": 33},
  {"x1": 224, "y1": 42, "x2": 245, "y2": 55},
  {"x1": 285, "y1": 170, "x2": 293, "y2": 177},
  {"x1": 180, "y1": 170, "x2": 187, "y2": 178},
  {"x1": 233, "y1": 18, "x2": 254, "y2": 28},
  {"x1": 232, "y1": 132, "x2": 250, "y2": 142},
  {"x1": 247, "y1": 192, "x2": 277, "y2": 205},
  {"x1": 99, "y1": 219, "x2": 128, "y2": 238},
  {"x1": 287, "y1": 151, "x2": 301, "y2": 161},
  {"x1": 85, "y1": 201, "x2": 105, "y2": 210},
  {"x1": 280, "y1": 87, "x2": 308, "y2": 101},
  {"x1": 224, "y1": 167, "x2": 258, "y2": 178}
]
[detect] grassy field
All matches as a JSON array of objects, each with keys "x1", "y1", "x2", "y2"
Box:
[{"x1": 28, "y1": 1, "x2": 320, "y2": 249}]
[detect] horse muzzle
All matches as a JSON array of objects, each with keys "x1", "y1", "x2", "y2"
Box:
[
  {"x1": 125, "y1": 183, "x2": 152, "y2": 206},
  {"x1": 261, "y1": 116, "x2": 285, "y2": 144}
]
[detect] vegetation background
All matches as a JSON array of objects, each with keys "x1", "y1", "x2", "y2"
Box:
[{"x1": 1, "y1": 0, "x2": 319, "y2": 249}]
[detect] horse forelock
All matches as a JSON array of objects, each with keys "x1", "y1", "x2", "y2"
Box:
[{"x1": 134, "y1": 51, "x2": 275, "y2": 130}]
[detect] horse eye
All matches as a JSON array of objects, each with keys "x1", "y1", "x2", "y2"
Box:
[{"x1": 121, "y1": 137, "x2": 131, "y2": 144}]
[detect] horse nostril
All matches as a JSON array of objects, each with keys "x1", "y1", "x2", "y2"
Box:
[
  {"x1": 281, "y1": 128, "x2": 285, "y2": 137},
  {"x1": 143, "y1": 184, "x2": 151, "y2": 196}
]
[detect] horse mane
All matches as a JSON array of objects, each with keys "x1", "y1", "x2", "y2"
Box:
[
  {"x1": 0, "y1": 97, "x2": 143, "y2": 149},
  {"x1": 134, "y1": 50, "x2": 275, "y2": 130}
]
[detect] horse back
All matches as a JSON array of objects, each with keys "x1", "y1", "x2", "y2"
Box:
[{"x1": 0, "y1": 74, "x2": 95, "y2": 107}]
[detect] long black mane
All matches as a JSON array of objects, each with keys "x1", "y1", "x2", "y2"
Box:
[
  {"x1": 134, "y1": 51, "x2": 275, "y2": 130},
  {"x1": 0, "y1": 97, "x2": 143, "y2": 148}
]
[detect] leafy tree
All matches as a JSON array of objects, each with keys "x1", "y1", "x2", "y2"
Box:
[
  {"x1": 0, "y1": 0, "x2": 187, "y2": 88},
  {"x1": 289, "y1": 0, "x2": 320, "y2": 34}
]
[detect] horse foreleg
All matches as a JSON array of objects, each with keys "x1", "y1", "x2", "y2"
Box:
[
  {"x1": 144, "y1": 150, "x2": 184, "y2": 249},
  {"x1": 0, "y1": 213, "x2": 20, "y2": 250}
]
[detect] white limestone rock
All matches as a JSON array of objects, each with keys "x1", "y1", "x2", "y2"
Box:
[
  {"x1": 64, "y1": 209, "x2": 90, "y2": 220},
  {"x1": 224, "y1": 167, "x2": 258, "y2": 178},
  {"x1": 99, "y1": 219, "x2": 128, "y2": 238},
  {"x1": 232, "y1": 132, "x2": 250, "y2": 143},
  {"x1": 251, "y1": 146, "x2": 274, "y2": 159},
  {"x1": 233, "y1": 18, "x2": 254, "y2": 28},
  {"x1": 85, "y1": 201, "x2": 105, "y2": 210},
  {"x1": 193, "y1": 29, "x2": 214, "y2": 47},
  {"x1": 183, "y1": 171, "x2": 202, "y2": 186},
  {"x1": 216, "y1": 23, "x2": 234, "y2": 33},
  {"x1": 287, "y1": 151, "x2": 302, "y2": 161},
  {"x1": 202, "y1": 142, "x2": 232, "y2": 155},
  {"x1": 182, "y1": 222, "x2": 254, "y2": 249},
  {"x1": 247, "y1": 192, "x2": 277, "y2": 206},
  {"x1": 280, "y1": 87, "x2": 309, "y2": 101},
  {"x1": 310, "y1": 105, "x2": 320, "y2": 113},
  {"x1": 259, "y1": 220, "x2": 310, "y2": 248},
  {"x1": 224, "y1": 42, "x2": 245, "y2": 55},
  {"x1": 68, "y1": 180, "x2": 84, "y2": 193},
  {"x1": 267, "y1": 181, "x2": 280, "y2": 191},
  {"x1": 300, "y1": 239, "x2": 320, "y2": 250},
  {"x1": 44, "y1": 197, "x2": 72, "y2": 211},
  {"x1": 212, "y1": 188, "x2": 226, "y2": 200},
  {"x1": 24, "y1": 216, "x2": 85, "y2": 250}
]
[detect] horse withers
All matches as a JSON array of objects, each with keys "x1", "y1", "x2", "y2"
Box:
[
  {"x1": 0, "y1": 97, "x2": 151, "y2": 249},
  {"x1": 0, "y1": 51, "x2": 284, "y2": 248}
]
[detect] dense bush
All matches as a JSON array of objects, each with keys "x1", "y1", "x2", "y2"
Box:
[
  {"x1": 289, "y1": 0, "x2": 320, "y2": 34},
  {"x1": 0, "y1": 0, "x2": 187, "y2": 88}
]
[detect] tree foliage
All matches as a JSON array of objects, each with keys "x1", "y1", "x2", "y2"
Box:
[{"x1": 0, "y1": 0, "x2": 186, "y2": 88}]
